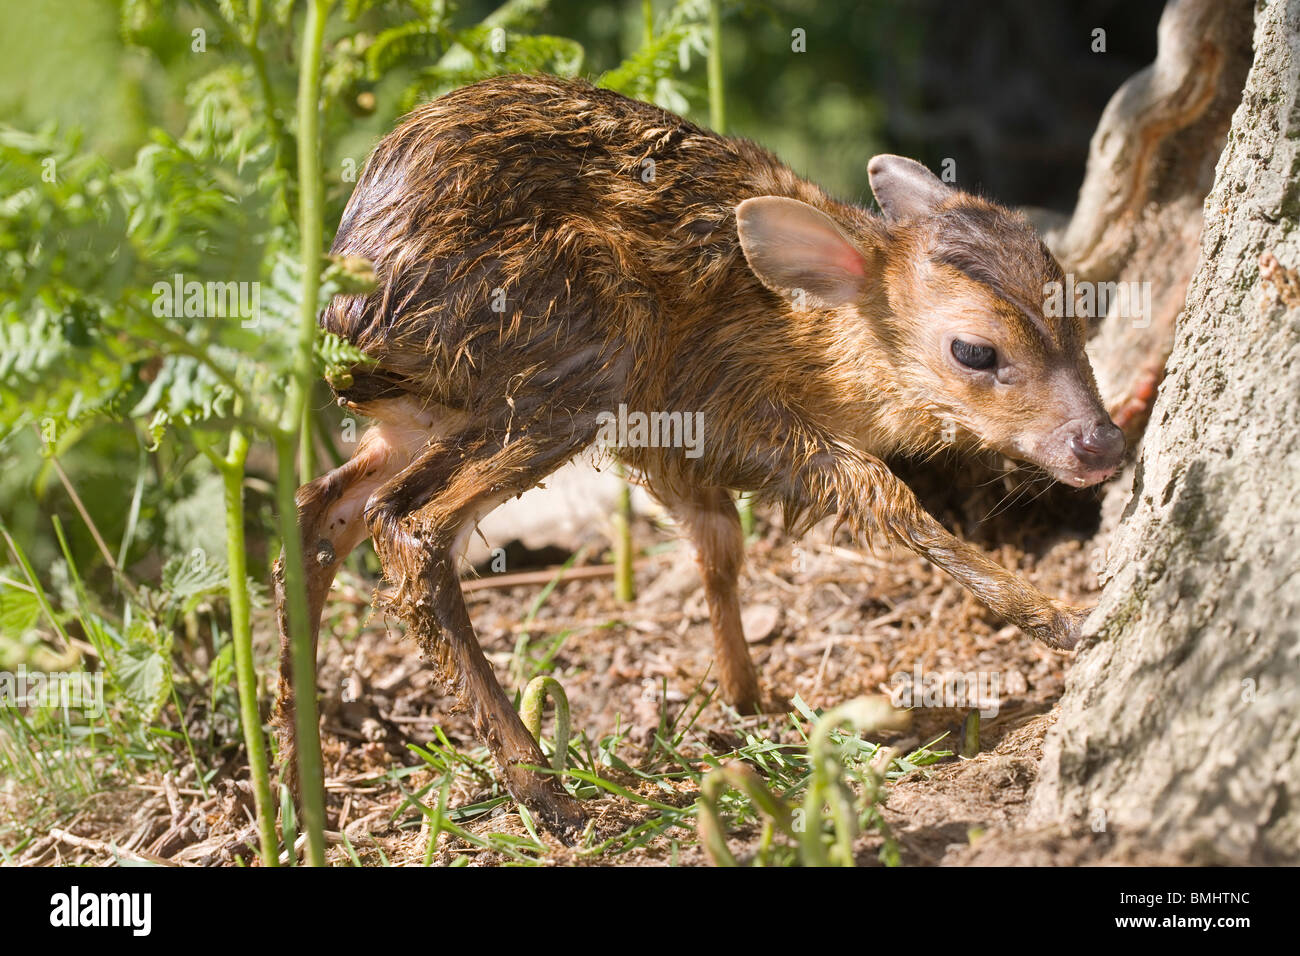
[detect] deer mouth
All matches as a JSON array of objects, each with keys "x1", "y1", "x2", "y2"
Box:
[
  {"x1": 1002, "y1": 439, "x2": 1122, "y2": 489},
  {"x1": 1045, "y1": 461, "x2": 1121, "y2": 488},
  {"x1": 1016, "y1": 415, "x2": 1126, "y2": 488}
]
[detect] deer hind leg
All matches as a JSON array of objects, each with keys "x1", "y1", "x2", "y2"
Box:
[
  {"x1": 657, "y1": 484, "x2": 762, "y2": 713},
  {"x1": 273, "y1": 397, "x2": 460, "y2": 800},
  {"x1": 364, "y1": 426, "x2": 594, "y2": 843}
]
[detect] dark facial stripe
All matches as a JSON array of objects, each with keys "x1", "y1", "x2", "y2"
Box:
[{"x1": 931, "y1": 203, "x2": 1066, "y2": 352}]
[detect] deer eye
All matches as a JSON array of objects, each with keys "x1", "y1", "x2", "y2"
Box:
[{"x1": 951, "y1": 338, "x2": 997, "y2": 370}]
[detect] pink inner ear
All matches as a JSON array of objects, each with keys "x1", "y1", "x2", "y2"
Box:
[
  {"x1": 829, "y1": 241, "x2": 866, "y2": 278},
  {"x1": 803, "y1": 226, "x2": 865, "y2": 280},
  {"x1": 788, "y1": 215, "x2": 866, "y2": 279},
  {"x1": 738, "y1": 196, "x2": 869, "y2": 304}
]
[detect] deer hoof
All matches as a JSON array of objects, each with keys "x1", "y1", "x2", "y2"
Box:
[{"x1": 1046, "y1": 604, "x2": 1093, "y2": 650}]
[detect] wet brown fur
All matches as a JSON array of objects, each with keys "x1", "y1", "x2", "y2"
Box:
[{"x1": 273, "y1": 74, "x2": 1110, "y2": 840}]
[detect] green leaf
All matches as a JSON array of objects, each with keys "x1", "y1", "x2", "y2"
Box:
[
  {"x1": 209, "y1": 640, "x2": 235, "y2": 709},
  {"x1": 0, "y1": 575, "x2": 42, "y2": 639},
  {"x1": 366, "y1": 18, "x2": 451, "y2": 81},
  {"x1": 115, "y1": 641, "x2": 172, "y2": 718},
  {"x1": 161, "y1": 547, "x2": 228, "y2": 612},
  {"x1": 599, "y1": 0, "x2": 709, "y2": 106}
]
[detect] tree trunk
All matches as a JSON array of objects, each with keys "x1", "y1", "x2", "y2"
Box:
[{"x1": 1028, "y1": 0, "x2": 1300, "y2": 863}]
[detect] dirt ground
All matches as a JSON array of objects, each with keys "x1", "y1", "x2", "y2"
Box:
[{"x1": 10, "y1": 461, "x2": 1179, "y2": 867}]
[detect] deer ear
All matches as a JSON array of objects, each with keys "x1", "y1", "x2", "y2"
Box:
[
  {"x1": 867, "y1": 154, "x2": 951, "y2": 222},
  {"x1": 735, "y1": 197, "x2": 867, "y2": 309}
]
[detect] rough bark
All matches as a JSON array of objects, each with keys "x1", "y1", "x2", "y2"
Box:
[{"x1": 1029, "y1": 0, "x2": 1300, "y2": 863}]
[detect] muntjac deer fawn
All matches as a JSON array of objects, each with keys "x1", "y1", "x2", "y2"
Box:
[{"x1": 273, "y1": 74, "x2": 1124, "y2": 841}]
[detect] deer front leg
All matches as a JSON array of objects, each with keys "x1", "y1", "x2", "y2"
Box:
[{"x1": 803, "y1": 447, "x2": 1088, "y2": 649}]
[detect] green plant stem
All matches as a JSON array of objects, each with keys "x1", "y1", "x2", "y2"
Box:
[
  {"x1": 240, "y1": 0, "x2": 294, "y2": 207},
  {"x1": 274, "y1": 432, "x2": 325, "y2": 866},
  {"x1": 520, "y1": 675, "x2": 571, "y2": 773},
  {"x1": 284, "y1": 0, "x2": 331, "y2": 442},
  {"x1": 961, "y1": 709, "x2": 980, "y2": 758},
  {"x1": 243, "y1": 0, "x2": 277, "y2": 115},
  {"x1": 313, "y1": 406, "x2": 347, "y2": 468},
  {"x1": 697, "y1": 762, "x2": 795, "y2": 867},
  {"x1": 707, "y1": 0, "x2": 725, "y2": 134},
  {"x1": 275, "y1": 0, "x2": 335, "y2": 869},
  {"x1": 299, "y1": 399, "x2": 315, "y2": 484},
  {"x1": 736, "y1": 491, "x2": 754, "y2": 538},
  {"x1": 642, "y1": 0, "x2": 654, "y2": 47},
  {"x1": 613, "y1": 478, "x2": 635, "y2": 602},
  {"x1": 169, "y1": 683, "x2": 210, "y2": 799},
  {"x1": 218, "y1": 427, "x2": 278, "y2": 867},
  {"x1": 801, "y1": 697, "x2": 904, "y2": 866}
]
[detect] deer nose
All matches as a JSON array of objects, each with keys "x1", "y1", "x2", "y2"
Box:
[{"x1": 1068, "y1": 421, "x2": 1126, "y2": 472}]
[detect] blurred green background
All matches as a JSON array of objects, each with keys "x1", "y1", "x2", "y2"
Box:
[{"x1": 1, "y1": 0, "x2": 1163, "y2": 206}]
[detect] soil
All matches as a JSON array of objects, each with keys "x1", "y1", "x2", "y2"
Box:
[{"x1": 9, "y1": 460, "x2": 1181, "y2": 867}]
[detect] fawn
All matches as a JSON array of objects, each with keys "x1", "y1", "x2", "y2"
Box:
[{"x1": 273, "y1": 74, "x2": 1125, "y2": 841}]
